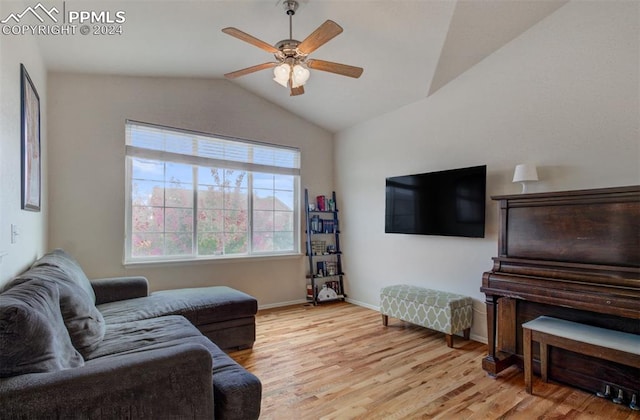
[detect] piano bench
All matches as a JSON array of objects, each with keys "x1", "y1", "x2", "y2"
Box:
[
  {"x1": 380, "y1": 284, "x2": 473, "y2": 348},
  {"x1": 522, "y1": 316, "x2": 640, "y2": 394}
]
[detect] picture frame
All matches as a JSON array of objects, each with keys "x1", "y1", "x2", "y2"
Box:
[{"x1": 21, "y1": 63, "x2": 41, "y2": 211}]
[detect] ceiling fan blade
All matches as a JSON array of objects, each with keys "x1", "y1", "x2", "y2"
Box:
[
  {"x1": 297, "y1": 20, "x2": 343, "y2": 55},
  {"x1": 290, "y1": 85, "x2": 305, "y2": 96},
  {"x1": 306, "y1": 59, "x2": 363, "y2": 78},
  {"x1": 222, "y1": 27, "x2": 279, "y2": 54},
  {"x1": 224, "y1": 62, "x2": 279, "y2": 79}
]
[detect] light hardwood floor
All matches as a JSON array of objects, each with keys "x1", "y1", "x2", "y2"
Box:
[{"x1": 229, "y1": 302, "x2": 639, "y2": 420}]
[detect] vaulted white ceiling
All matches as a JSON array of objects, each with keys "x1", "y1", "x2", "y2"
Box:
[{"x1": 33, "y1": 0, "x2": 567, "y2": 133}]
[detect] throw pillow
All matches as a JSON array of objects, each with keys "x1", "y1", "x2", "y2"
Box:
[
  {"x1": 9, "y1": 265, "x2": 106, "y2": 357},
  {"x1": 0, "y1": 279, "x2": 84, "y2": 378},
  {"x1": 31, "y1": 249, "x2": 96, "y2": 303}
]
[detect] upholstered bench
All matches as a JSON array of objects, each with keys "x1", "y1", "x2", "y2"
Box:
[
  {"x1": 522, "y1": 316, "x2": 640, "y2": 395},
  {"x1": 380, "y1": 284, "x2": 473, "y2": 348}
]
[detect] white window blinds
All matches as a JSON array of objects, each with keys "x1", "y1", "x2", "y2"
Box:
[{"x1": 125, "y1": 120, "x2": 300, "y2": 175}]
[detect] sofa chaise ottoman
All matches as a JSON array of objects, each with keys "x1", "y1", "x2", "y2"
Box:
[
  {"x1": 95, "y1": 283, "x2": 258, "y2": 350},
  {"x1": 0, "y1": 249, "x2": 261, "y2": 420}
]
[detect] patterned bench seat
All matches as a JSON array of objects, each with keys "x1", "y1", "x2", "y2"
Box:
[{"x1": 380, "y1": 284, "x2": 473, "y2": 348}]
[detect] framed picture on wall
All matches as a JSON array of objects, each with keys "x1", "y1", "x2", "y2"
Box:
[{"x1": 21, "y1": 63, "x2": 41, "y2": 212}]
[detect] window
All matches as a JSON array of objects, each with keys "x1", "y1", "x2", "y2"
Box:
[{"x1": 124, "y1": 120, "x2": 300, "y2": 263}]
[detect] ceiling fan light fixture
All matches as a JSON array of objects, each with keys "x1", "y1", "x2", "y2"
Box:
[
  {"x1": 222, "y1": 0, "x2": 363, "y2": 96},
  {"x1": 273, "y1": 63, "x2": 291, "y2": 87},
  {"x1": 291, "y1": 64, "x2": 310, "y2": 88}
]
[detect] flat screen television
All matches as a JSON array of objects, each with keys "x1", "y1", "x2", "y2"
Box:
[{"x1": 385, "y1": 165, "x2": 486, "y2": 238}]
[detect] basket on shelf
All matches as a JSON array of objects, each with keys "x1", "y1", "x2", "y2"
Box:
[{"x1": 311, "y1": 240, "x2": 326, "y2": 256}]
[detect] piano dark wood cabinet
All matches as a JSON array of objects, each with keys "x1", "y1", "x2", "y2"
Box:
[{"x1": 481, "y1": 185, "x2": 639, "y2": 395}]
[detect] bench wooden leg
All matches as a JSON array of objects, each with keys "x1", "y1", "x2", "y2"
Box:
[
  {"x1": 524, "y1": 327, "x2": 533, "y2": 394},
  {"x1": 382, "y1": 314, "x2": 388, "y2": 326},
  {"x1": 445, "y1": 329, "x2": 470, "y2": 348},
  {"x1": 539, "y1": 338, "x2": 549, "y2": 383}
]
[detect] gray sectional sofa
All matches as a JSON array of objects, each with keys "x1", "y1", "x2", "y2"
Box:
[{"x1": 0, "y1": 249, "x2": 262, "y2": 419}]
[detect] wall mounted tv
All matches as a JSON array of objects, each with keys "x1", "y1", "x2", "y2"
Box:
[{"x1": 385, "y1": 165, "x2": 486, "y2": 238}]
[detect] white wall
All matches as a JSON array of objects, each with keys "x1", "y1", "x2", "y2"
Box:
[
  {"x1": 0, "y1": 0, "x2": 48, "y2": 286},
  {"x1": 335, "y1": 1, "x2": 639, "y2": 342},
  {"x1": 47, "y1": 73, "x2": 333, "y2": 306}
]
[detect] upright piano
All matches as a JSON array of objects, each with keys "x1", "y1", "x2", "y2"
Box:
[{"x1": 481, "y1": 186, "x2": 640, "y2": 396}]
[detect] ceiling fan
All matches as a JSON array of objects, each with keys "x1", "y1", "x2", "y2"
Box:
[{"x1": 222, "y1": 0, "x2": 363, "y2": 96}]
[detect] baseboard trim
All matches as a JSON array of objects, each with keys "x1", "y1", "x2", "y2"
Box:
[
  {"x1": 345, "y1": 297, "x2": 378, "y2": 311},
  {"x1": 470, "y1": 333, "x2": 487, "y2": 344},
  {"x1": 259, "y1": 297, "x2": 379, "y2": 311},
  {"x1": 258, "y1": 299, "x2": 308, "y2": 310},
  {"x1": 258, "y1": 297, "x2": 489, "y2": 344}
]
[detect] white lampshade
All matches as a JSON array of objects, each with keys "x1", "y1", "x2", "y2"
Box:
[
  {"x1": 273, "y1": 63, "x2": 291, "y2": 87},
  {"x1": 513, "y1": 164, "x2": 539, "y2": 193},
  {"x1": 513, "y1": 164, "x2": 539, "y2": 182},
  {"x1": 291, "y1": 64, "x2": 310, "y2": 88}
]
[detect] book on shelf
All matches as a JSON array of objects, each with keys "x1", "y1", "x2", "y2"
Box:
[
  {"x1": 323, "y1": 280, "x2": 342, "y2": 296},
  {"x1": 316, "y1": 195, "x2": 326, "y2": 211},
  {"x1": 316, "y1": 261, "x2": 326, "y2": 277},
  {"x1": 316, "y1": 261, "x2": 339, "y2": 277},
  {"x1": 322, "y1": 219, "x2": 336, "y2": 234}
]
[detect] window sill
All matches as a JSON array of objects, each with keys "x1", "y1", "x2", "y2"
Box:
[{"x1": 123, "y1": 252, "x2": 303, "y2": 268}]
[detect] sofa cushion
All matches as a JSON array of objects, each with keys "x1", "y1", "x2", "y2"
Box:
[
  {"x1": 0, "y1": 280, "x2": 84, "y2": 377},
  {"x1": 31, "y1": 248, "x2": 96, "y2": 303},
  {"x1": 82, "y1": 315, "x2": 262, "y2": 420},
  {"x1": 97, "y1": 286, "x2": 257, "y2": 325},
  {"x1": 83, "y1": 315, "x2": 203, "y2": 360},
  {"x1": 10, "y1": 265, "x2": 106, "y2": 357},
  {"x1": 189, "y1": 335, "x2": 262, "y2": 420}
]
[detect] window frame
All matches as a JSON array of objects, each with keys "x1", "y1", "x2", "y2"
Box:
[{"x1": 124, "y1": 120, "x2": 301, "y2": 265}]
